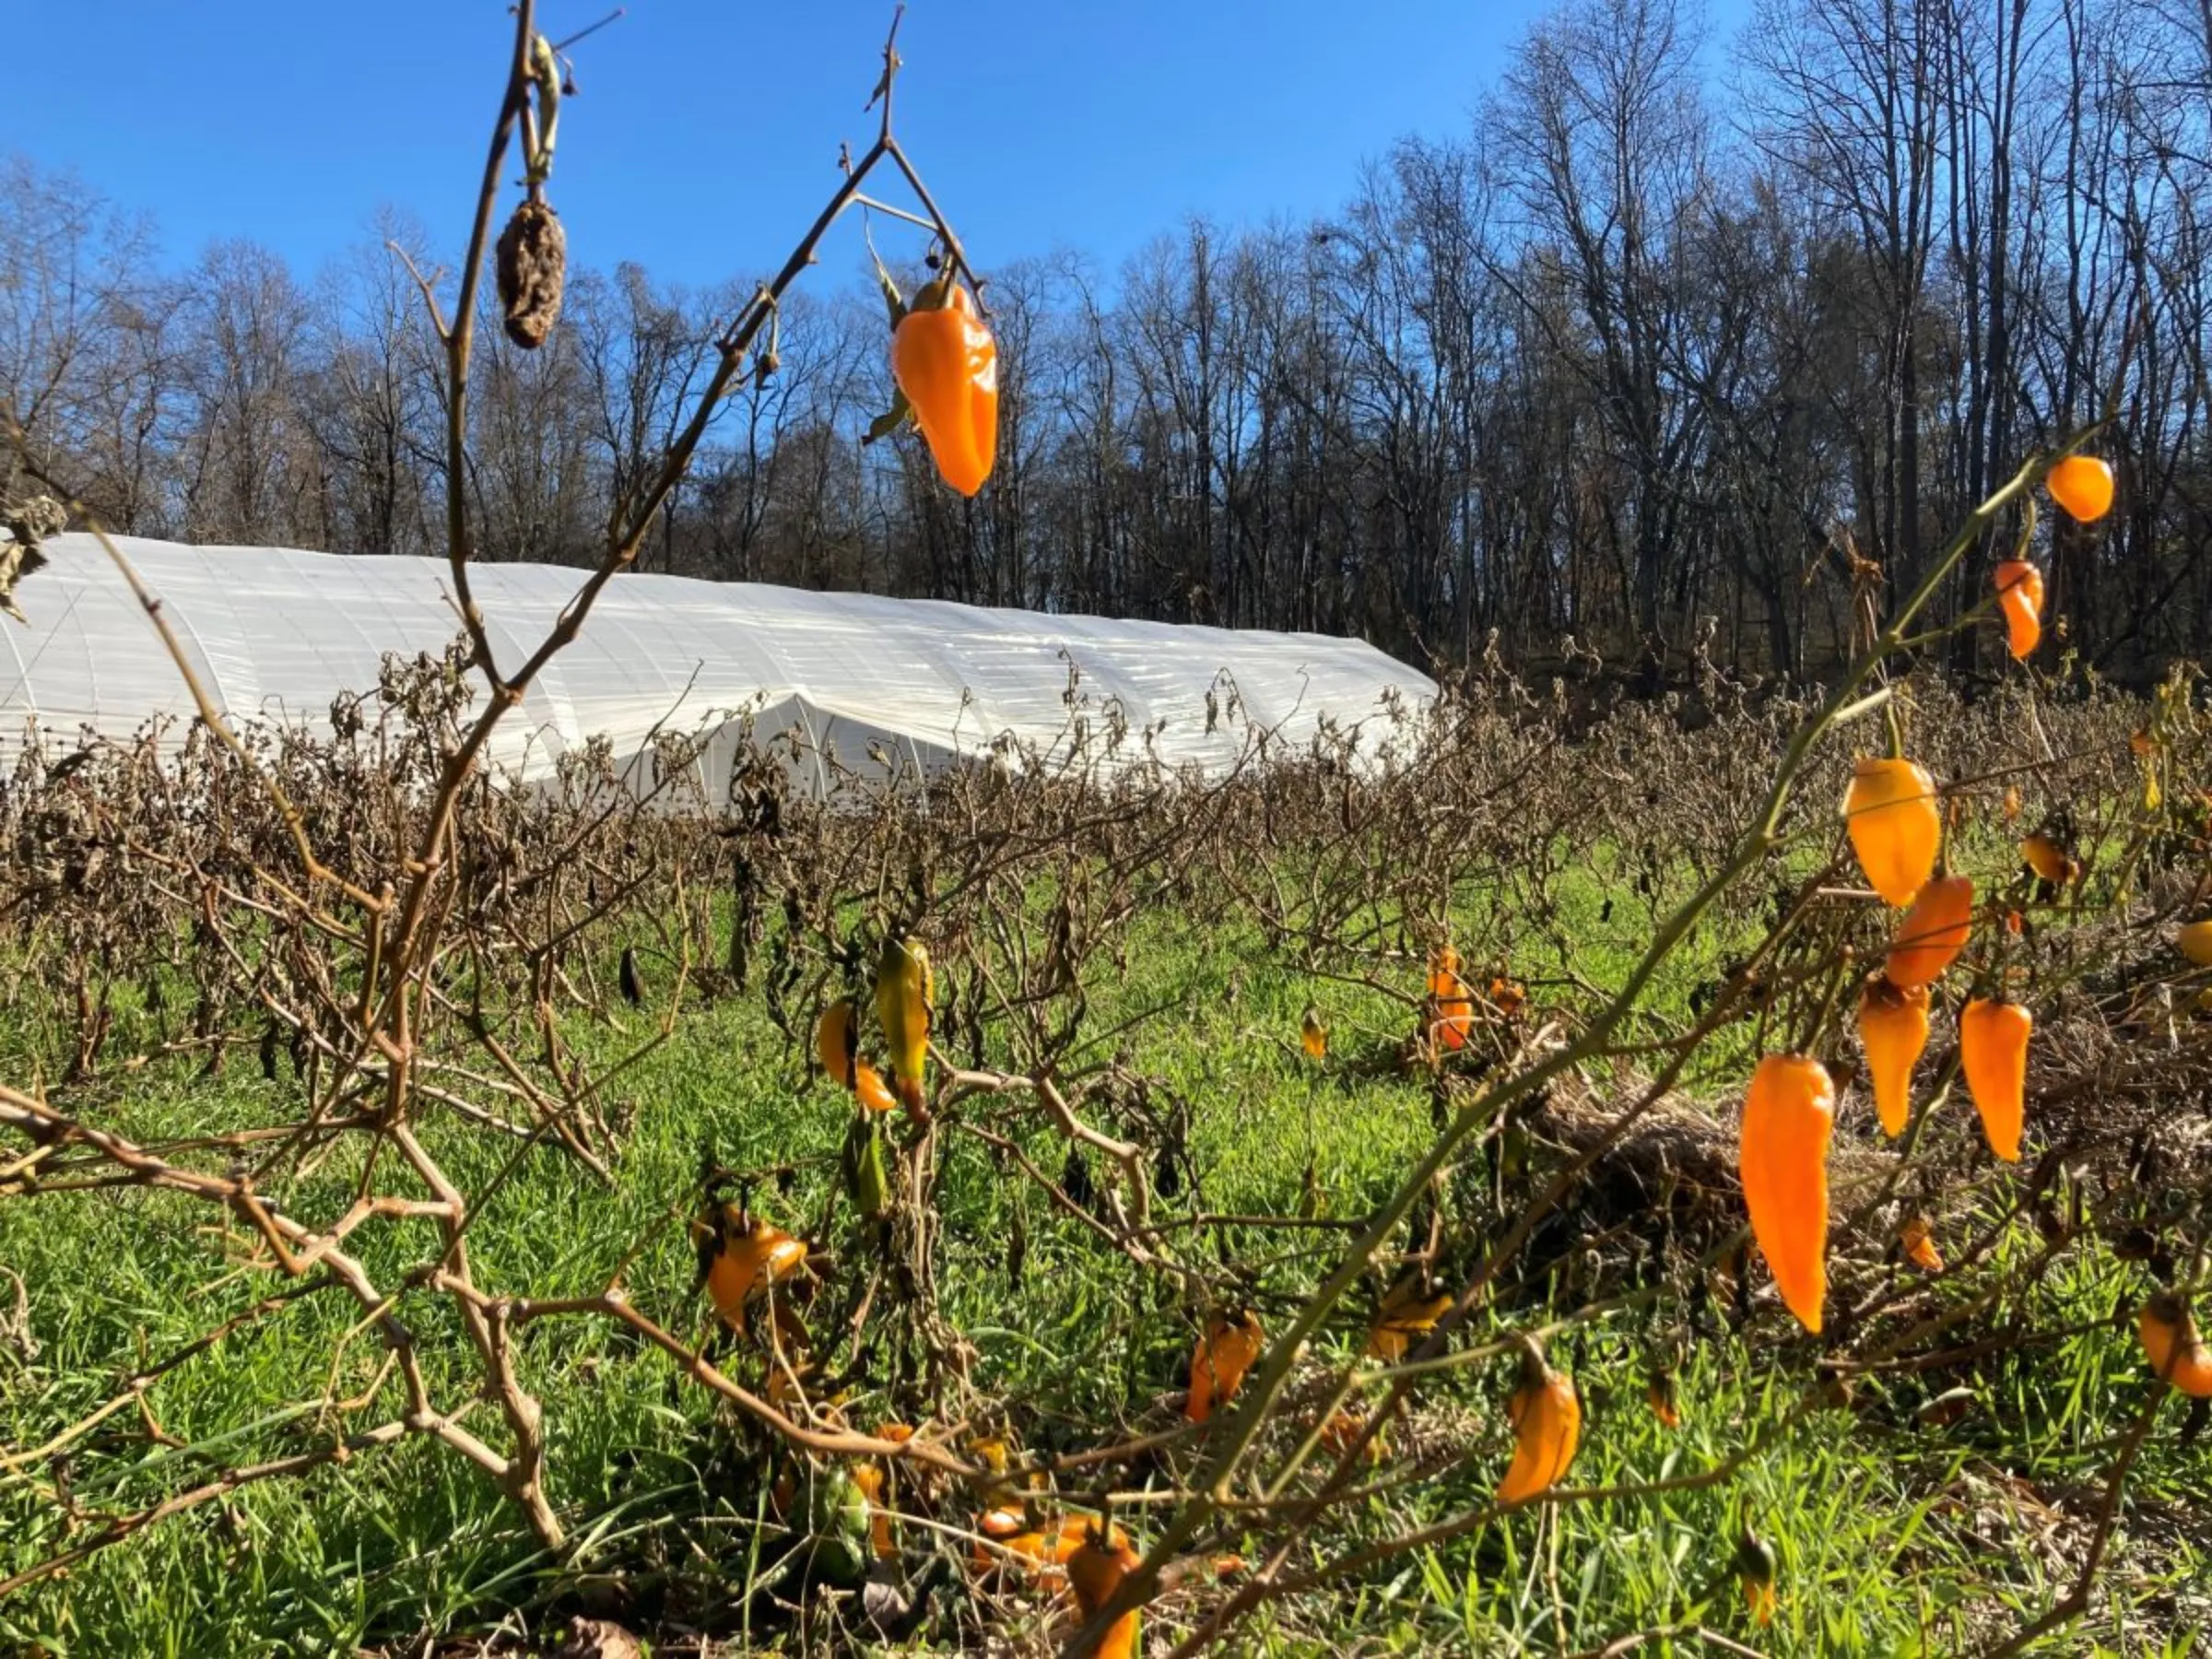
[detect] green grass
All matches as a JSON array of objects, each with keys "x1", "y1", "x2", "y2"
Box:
[{"x1": 1, "y1": 871, "x2": 2206, "y2": 1657}]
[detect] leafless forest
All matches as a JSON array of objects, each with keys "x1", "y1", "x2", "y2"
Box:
[{"x1": 5, "y1": 0, "x2": 2209, "y2": 679}]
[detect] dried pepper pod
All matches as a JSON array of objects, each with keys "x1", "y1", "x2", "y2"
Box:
[
  {"x1": 1318, "y1": 1406, "x2": 1389, "y2": 1463},
  {"x1": 495, "y1": 197, "x2": 566, "y2": 349}
]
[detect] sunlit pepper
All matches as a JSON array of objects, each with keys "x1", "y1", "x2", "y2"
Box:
[{"x1": 891, "y1": 282, "x2": 998, "y2": 496}]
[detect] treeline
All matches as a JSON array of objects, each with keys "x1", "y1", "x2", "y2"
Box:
[{"x1": 5, "y1": 0, "x2": 2209, "y2": 681}]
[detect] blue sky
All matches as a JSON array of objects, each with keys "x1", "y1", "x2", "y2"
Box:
[{"x1": 9, "y1": 1, "x2": 1750, "y2": 290}]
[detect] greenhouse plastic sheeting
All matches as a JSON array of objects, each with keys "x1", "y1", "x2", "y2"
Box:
[{"x1": 0, "y1": 535, "x2": 1437, "y2": 804}]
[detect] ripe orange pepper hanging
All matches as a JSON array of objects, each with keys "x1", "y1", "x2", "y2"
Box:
[
  {"x1": 2138, "y1": 1293, "x2": 2212, "y2": 1397},
  {"x1": 2045, "y1": 454, "x2": 2114, "y2": 523},
  {"x1": 1737, "y1": 1053, "x2": 1835, "y2": 1334},
  {"x1": 1842, "y1": 757, "x2": 1941, "y2": 907},
  {"x1": 1185, "y1": 1307, "x2": 1265, "y2": 1423},
  {"x1": 890, "y1": 281, "x2": 997, "y2": 497},
  {"x1": 1496, "y1": 1337, "x2": 1581, "y2": 1503},
  {"x1": 1885, "y1": 875, "x2": 1974, "y2": 991},
  {"x1": 1993, "y1": 559, "x2": 2045, "y2": 660},
  {"x1": 1958, "y1": 997, "x2": 2030, "y2": 1162},
  {"x1": 1857, "y1": 973, "x2": 1929, "y2": 1139}
]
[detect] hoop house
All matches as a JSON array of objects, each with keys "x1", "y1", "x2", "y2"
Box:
[{"x1": 0, "y1": 535, "x2": 1436, "y2": 804}]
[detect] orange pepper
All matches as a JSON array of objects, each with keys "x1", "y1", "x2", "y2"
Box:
[
  {"x1": 1737, "y1": 1053, "x2": 1835, "y2": 1333},
  {"x1": 696, "y1": 1205, "x2": 809, "y2": 1335},
  {"x1": 2139, "y1": 1294, "x2": 2212, "y2": 1397},
  {"x1": 1857, "y1": 973, "x2": 1929, "y2": 1139},
  {"x1": 890, "y1": 283, "x2": 997, "y2": 496},
  {"x1": 1843, "y1": 757, "x2": 1941, "y2": 907},
  {"x1": 1993, "y1": 559, "x2": 2045, "y2": 659},
  {"x1": 850, "y1": 1462, "x2": 898, "y2": 1560},
  {"x1": 1318, "y1": 1407, "x2": 1388, "y2": 1463},
  {"x1": 1300, "y1": 1004, "x2": 1328, "y2": 1061},
  {"x1": 853, "y1": 1059, "x2": 900, "y2": 1115},
  {"x1": 1900, "y1": 1214, "x2": 1944, "y2": 1272},
  {"x1": 816, "y1": 998, "x2": 857, "y2": 1088},
  {"x1": 974, "y1": 1511, "x2": 1087, "y2": 1586},
  {"x1": 2019, "y1": 832, "x2": 2077, "y2": 885},
  {"x1": 1885, "y1": 875, "x2": 1973, "y2": 991},
  {"x1": 1735, "y1": 1531, "x2": 1778, "y2": 1626},
  {"x1": 1428, "y1": 945, "x2": 1473, "y2": 1050},
  {"x1": 1065, "y1": 1522, "x2": 1144, "y2": 1659},
  {"x1": 1496, "y1": 1338, "x2": 1581, "y2": 1503},
  {"x1": 1186, "y1": 1308, "x2": 1265, "y2": 1423},
  {"x1": 1959, "y1": 997, "x2": 2030, "y2": 1162},
  {"x1": 2045, "y1": 454, "x2": 2114, "y2": 523}
]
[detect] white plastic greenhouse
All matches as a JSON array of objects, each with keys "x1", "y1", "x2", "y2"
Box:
[{"x1": 0, "y1": 535, "x2": 1436, "y2": 804}]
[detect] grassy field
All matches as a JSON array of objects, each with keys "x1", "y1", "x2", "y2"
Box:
[{"x1": 4, "y1": 823, "x2": 2207, "y2": 1657}]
